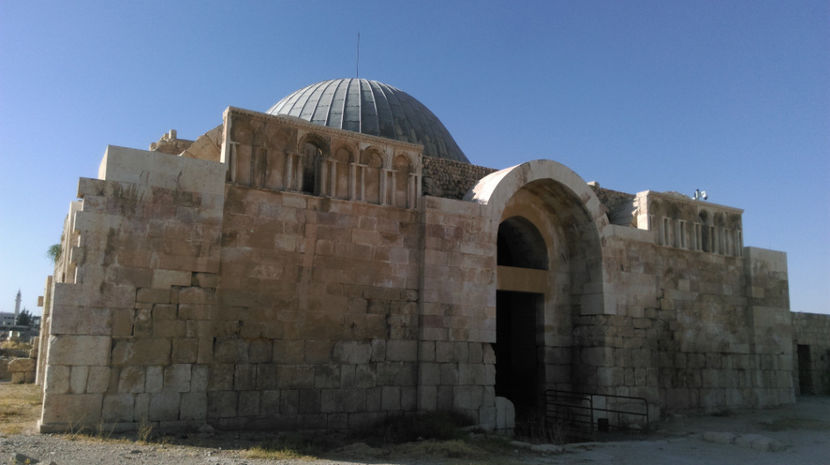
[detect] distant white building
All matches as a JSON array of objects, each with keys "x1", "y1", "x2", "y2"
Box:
[{"x1": 0, "y1": 312, "x2": 16, "y2": 327}]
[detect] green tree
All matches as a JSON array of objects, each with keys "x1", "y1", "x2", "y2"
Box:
[
  {"x1": 17, "y1": 309, "x2": 32, "y2": 326},
  {"x1": 47, "y1": 243, "x2": 61, "y2": 264}
]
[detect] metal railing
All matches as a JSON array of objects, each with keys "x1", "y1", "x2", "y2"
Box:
[{"x1": 545, "y1": 389, "x2": 649, "y2": 433}]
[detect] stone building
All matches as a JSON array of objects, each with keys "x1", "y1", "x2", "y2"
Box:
[{"x1": 36, "y1": 78, "x2": 829, "y2": 433}]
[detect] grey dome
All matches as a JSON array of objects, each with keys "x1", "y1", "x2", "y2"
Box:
[{"x1": 267, "y1": 79, "x2": 469, "y2": 163}]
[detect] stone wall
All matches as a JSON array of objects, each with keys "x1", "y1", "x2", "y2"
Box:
[
  {"x1": 39, "y1": 145, "x2": 226, "y2": 432},
  {"x1": 212, "y1": 185, "x2": 423, "y2": 430},
  {"x1": 38, "y1": 113, "x2": 808, "y2": 434},
  {"x1": 590, "y1": 184, "x2": 635, "y2": 226},
  {"x1": 594, "y1": 230, "x2": 793, "y2": 414},
  {"x1": 422, "y1": 156, "x2": 495, "y2": 200},
  {"x1": 792, "y1": 312, "x2": 830, "y2": 395},
  {"x1": 419, "y1": 196, "x2": 496, "y2": 427}
]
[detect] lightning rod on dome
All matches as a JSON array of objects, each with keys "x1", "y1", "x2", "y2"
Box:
[{"x1": 356, "y1": 32, "x2": 360, "y2": 78}]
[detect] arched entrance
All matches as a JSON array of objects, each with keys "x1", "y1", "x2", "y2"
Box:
[
  {"x1": 468, "y1": 160, "x2": 608, "y2": 430},
  {"x1": 496, "y1": 217, "x2": 548, "y2": 420}
]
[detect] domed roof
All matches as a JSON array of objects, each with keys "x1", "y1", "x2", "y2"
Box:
[{"x1": 267, "y1": 79, "x2": 469, "y2": 163}]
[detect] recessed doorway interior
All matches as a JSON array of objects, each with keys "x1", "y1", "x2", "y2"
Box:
[{"x1": 495, "y1": 290, "x2": 543, "y2": 418}]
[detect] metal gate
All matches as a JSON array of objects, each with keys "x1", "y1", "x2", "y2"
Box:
[{"x1": 545, "y1": 390, "x2": 649, "y2": 433}]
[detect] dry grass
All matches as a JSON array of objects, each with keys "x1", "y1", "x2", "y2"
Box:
[
  {"x1": 0, "y1": 340, "x2": 33, "y2": 358},
  {"x1": 0, "y1": 386, "x2": 525, "y2": 464},
  {"x1": 0, "y1": 383, "x2": 42, "y2": 434},
  {"x1": 242, "y1": 412, "x2": 522, "y2": 463}
]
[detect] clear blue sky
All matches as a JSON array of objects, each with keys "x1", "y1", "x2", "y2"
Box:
[{"x1": 1, "y1": 0, "x2": 827, "y2": 315}]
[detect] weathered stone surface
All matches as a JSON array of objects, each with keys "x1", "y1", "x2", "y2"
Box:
[
  {"x1": 47, "y1": 336, "x2": 110, "y2": 366},
  {"x1": 111, "y1": 339, "x2": 170, "y2": 366}
]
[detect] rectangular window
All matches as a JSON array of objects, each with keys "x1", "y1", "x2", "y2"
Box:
[
  {"x1": 694, "y1": 223, "x2": 702, "y2": 251},
  {"x1": 662, "y1": 217, "x2": 670, "y2": 246},
  {"x1": 679, "y1": 220, "x2": 687, "y2": 249}
]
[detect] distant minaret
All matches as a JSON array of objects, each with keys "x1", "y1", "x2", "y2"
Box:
[{"x1": 14, "y1": 290, "x2": 21, "y2": 325}]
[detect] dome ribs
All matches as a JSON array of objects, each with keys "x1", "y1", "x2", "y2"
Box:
[{"x1": 268, "y1": 79, "x2": 469, "y2": 163}]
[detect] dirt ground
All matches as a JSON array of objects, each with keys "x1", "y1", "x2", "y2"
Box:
[{"x1": 1, "y1": 382, "x2": 828, "y2": 465}]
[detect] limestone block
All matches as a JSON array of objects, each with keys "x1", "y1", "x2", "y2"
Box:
[
  {"x1": 453, "y1": 342, "x2": 469, "y2": 363},
  {"x1": 171, "y1": 338, "x2": 199, "y2": 364},
  {"x1": 48, "y1": 335, "x2": 111, "y2": 366},
  {"x1": 111, "y1": 309, "x2": 133, "y2": 337},
  {"x1": 479, "y1": 406, "x2": 496, "y2": 430},
  {"x1": 370, "y1": 339, "x2": 386, "y2": 362},
  {"x1": 190, "y1": 365, "x2": 208, "y2": 392},
  {"x1": 178, "y1": 287, "x2": 214, "y2": 304},
  {"x1": 44, "y1": 365, "x2": 70, "y2": 394},
  {"x1": 145, "y1": 366, "x2": 163, "y2": 393},
  {"x1": 136, "y1": 288, "x2": 171, "y2": 304},
  {"x1": 153, "y1": 304, "x2": 177, "y2": 321},
  {"x1": 86, "y1": 366, "x2": 110, "y2": 393},
  {"x1": 386, "y1": 340, "x2": 418, "y2": 362},
  {"x1": 440, "y1": 364, "x2": 458, "y2": 384},
  {"x1": 69, "y1": 366, "x2": 89, "y2": 394},
  {"x1": 118, "y1": 366, "x2": 146, "y2": 393},
  {"x1": 134, "y1": 393, "x2": 150, "y2": 421},
  {"x1": 277, "y1": 365, "x2": 314, "y2": 389},
  {"x1": 102, "y1": 394, "x2": 134, "y2": 422},
  {"x1": 164, "y1": 364, "x2": 192, "y2": 392},
  {"x1": 41, "y1": 393, "x2": 103, "y2": 425},
  {"x1": 436, "y1": 342, "x2": 453, "y2": 363},
  {"x1": 419, "y1": 341, "x2": 435, "y2": 361},
  {"x1": 332, "y1": 341, "x2": 372, "y2": 364},
  {"x1": 581, "y1": 347, "x2": 613, "y2": 367},
  {"x1": 314, "y1": 364, "x2": 340, "y2": 389},
  {"x1": 249, "y1": 339, "x2": 272, "y2": 363},
  {"x1": 179, "y1": 304, "x2": 212, "y2": 320},
  {"x1": 193, "y1": 272, "x2": 219, "y2": 288},
  {"x1": 495, "y1": 396, "x2": 515, "y2": 431},
  {"x1": 180, "y1": 392, "x2": 207, "y2": 420},
  {"x1": 50, "y1": 306, "x2": 111, "y2": 336},
  {"x1": 8, "y1": 358, "x2": 36, "y2": 373},
  {"x1": 453, "y1": 386, "x2": 483, "y2": 410},
  {"x1": 151, "y1": 269, "x2": 191, "y2": 288},
  {"x1": 154, "y1": 319, "x2": 186, "y2": 338},
  {"x1": 401, "y1": 386, "x2": 417, "y2": 410},
  {"x1": 197, "y1": 337, "x2": 213, "y2": 364},
  {"x1": 261, "y1": 390, "x2": 280, "y2": 415},
  {"x1": 10, "y1": 371, "x2": 35, "y2": 384},
  {"x1": 234, "y1": 364, "x2": 255, "y2": 390},
  {"x1": 208, "y1": 364, "x2": 234, "y2": 390},
  {"x1": 381, "y1": 386, "x2": 401, "y2": 410},
  {"x1": 280, "y1": 389, "x2": 299, "y2": 416},
  {"x1": 299, "y1": 389, "x2": 321, "y2": 414},
  {"x1": 419, "y1": 363, "x2": 440, "y2": 386},
  {"x1": 377, "y1": 362, "x2": 417, "y2": 386},
  {"x1": 99, "y1": 145, "x2": 226, "y2": 197},
  {"x1": 418, "y1": 386, "x2": 437, "y2": 410},
  {"x1": 319, "y1": 389, "x2": 342, "y2": 413},
  {"x1": 239, "y1": 391, "x2": 260, "y2": 416},
  {"x1": 52, "y1": 282, "x2": 136, "y2": 309},
  {"x1": 254, "y1": 363, "x2": 276, "y2": 390},
  {"x1": 352, "y1": 364, "x2": 376, "y2": 388},
  {"x1": 149, "y1": 391, "x2": 180, "y2": 421},
  {"x1": 111, "y1": 338, "x2": 170, "y2": 366},
  {"x1": 214, "y1": 338, "x2": 248, "y2": 363},
  {"x1": 207, "y1": 391, "x2": 238, "y2": 418}
]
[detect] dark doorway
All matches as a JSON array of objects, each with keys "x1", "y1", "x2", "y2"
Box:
[
  {"x1": 797, "y1": 344, "x2": 813, "y2": 395},
  {"x1": 496, "y1": 290, "x2": 543, "y2": 419}
]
